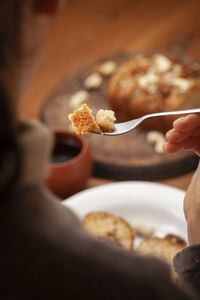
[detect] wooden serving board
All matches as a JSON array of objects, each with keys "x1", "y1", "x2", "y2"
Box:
[{"x1": 40, "y1": 52, "x2": 199, "y2": 180}]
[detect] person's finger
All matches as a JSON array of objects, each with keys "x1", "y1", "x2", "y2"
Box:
[
  {"x1": 166, "y1": 126, "x2": 200, "y2": 143},
  {"x1": 180, "y1": 136, "x2": 200, "y2": 150},
  {"x1": 173, "y1": 114, "x2": 200, "y2": 132},
  {"x1": 191, "y1": 127, "x2": 200, "y2": 138},
  {"x1": 164, "y1": 136, "x2": 200, "y2": 153},
  {"x1": 165, "y1": 128, "x2": 191, "y2": 143},
  {"x1": 163, "y1": 142, "x2": 183, "y2": 153}
]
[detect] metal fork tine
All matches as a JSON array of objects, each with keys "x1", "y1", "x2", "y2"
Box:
[{"x1": 89, "y1": 108, "x2": 200, "y2": 136}]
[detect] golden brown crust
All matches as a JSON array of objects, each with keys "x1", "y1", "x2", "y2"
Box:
[
  {"x1": 83, "y1": 212, "x2": 134, "y2": 250},
  {"x1": 68, "y1": 104, "x2": 116, "y2": 134},
  {"x1": 68, "y1": 103, "x2": 100, "y2": 134},
  {"x1": 107, "y1": 54, "x2": 200, "y2": 132},
  {"x1": 164, "y1": 234, "x2": 186, "y2": 246},
  {"x1": 136, "y1": 234, "x2": 186, "y2": 280}
]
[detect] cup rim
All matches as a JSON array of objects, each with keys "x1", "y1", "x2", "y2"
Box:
[{"x1": 49, "y1": 128, "x2": 89, "y2": 169}]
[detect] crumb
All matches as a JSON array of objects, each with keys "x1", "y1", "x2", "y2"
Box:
[
  {"x1": 146, "y1": 131, "x2": 166, "y2": 154},
  {"x1": 84, "y1": 73, "x2": 103, "y2": 89},
  {"x1": 133, "y1": 221, "x2": 155, "y2": 237},
  {"x1": 69, "y1": 90, "x2": 90, "y2": 108},
  {"x1": 96, "y1": 60, "x2": 117, "y2": 76}
]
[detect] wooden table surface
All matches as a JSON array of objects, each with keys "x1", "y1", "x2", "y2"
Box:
[{"x1": 19, "y1": 0, "x2": 200, "y2": 191}]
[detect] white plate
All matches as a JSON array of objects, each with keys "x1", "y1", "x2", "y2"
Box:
[{"x1": 63, "y1": 181, "x2": 187, "y2": 247}]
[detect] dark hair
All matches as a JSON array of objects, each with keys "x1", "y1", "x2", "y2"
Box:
[
  {"x1": 0, "y1": 1, "x2": 25, "y2": 192},
  {"x1": 0, "y1": 1, "x2": 23, "y2": 67}
]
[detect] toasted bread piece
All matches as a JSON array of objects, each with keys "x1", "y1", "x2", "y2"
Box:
[
  {"x1": 96, "y1": 109, "x2": 116, "y2": 132},
  {"x1": 68, "y1": 103, "x2": 99, "y2": 134},
  {"x1": 136, "y1": 234, "x2": 186, "y2": 279},
  {"x1": 164, "y1": 234, "x2": 186, "y2": 246},
  {"x1": 68, "y1": 103, "x2": 116, "y2": 134},
  {"x1": 83, "y1": 212, "x2": 134, "y2": 250}
]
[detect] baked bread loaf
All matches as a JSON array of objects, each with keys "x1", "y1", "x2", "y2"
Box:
[
  {"x1": 83, "y1": 212, "x2": 134, "y2": 250},
  {"x1": 107, "y1": 54, "x2": 200, "y2": 132},
  {"x1": 136, "y1": 234, "x2": 186, "y2": 279}
]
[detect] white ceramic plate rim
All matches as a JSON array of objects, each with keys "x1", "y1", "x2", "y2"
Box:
[{"x1": 63, "y1": 181, "x2": 187, "y2": 245}]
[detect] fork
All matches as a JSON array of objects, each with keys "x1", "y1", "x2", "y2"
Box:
[{"x1": 92, "y1": 108, "x2": 200, "y2": 136}]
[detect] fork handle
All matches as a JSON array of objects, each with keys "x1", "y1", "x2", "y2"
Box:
[{"x1": 145, "y1": 108, "x2": 200, "y2": 119}]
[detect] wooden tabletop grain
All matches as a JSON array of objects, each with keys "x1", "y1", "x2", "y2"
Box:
[{"x1": 19, "y1": 0, "x2": 200, "y2": 191}]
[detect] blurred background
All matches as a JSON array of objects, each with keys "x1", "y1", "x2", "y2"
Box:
[
  {"x1": 19, "y1": 0, "x2": 200, "y2": 119},
  {"x1": 19, "y1": 0, "x2": 200, "y2": 192}
]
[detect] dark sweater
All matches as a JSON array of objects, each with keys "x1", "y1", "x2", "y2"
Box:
[
  {"x1": 174, "y1": 245, "x2": 200, "y2": 296},
  {"x1": 0, "y1": 184, "x2": 198, "y2": 300},
  {"x1": 0, "y1": 120, "x2": 198, "y2": 300}
]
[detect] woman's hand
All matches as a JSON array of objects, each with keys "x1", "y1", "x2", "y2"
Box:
[
  {"x1": 164, "y1": 113, "x2": 200, "y2": 245},
  {"x1": 163, "y1": 114, "x2": 200, "y2": 156},
  {"x1": 184, "y1": 166, "x2": 200, "y2": 245}
]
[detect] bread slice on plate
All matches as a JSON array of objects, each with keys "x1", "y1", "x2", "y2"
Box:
[
  {"x1": 83, "y1": 212, "x2": 134, "y2": 250},
  {"x1": 136, "y1": 234, "x2": 186, "y2": 280}
]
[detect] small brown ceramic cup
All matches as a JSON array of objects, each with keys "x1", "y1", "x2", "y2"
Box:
[{"x1": 45, "y1": 128, "x2": 93, "y2": 199}]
